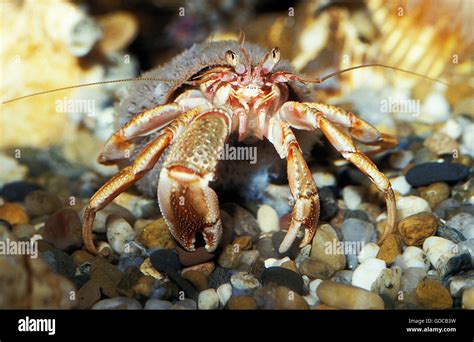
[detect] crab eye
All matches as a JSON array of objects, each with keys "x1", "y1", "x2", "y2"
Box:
[
  {"x1": 226, "y1": 50, "x2": 239, "y2": 66},
  {"x1": 271, "y1": 47, "x2": 281, "y2": 63}
]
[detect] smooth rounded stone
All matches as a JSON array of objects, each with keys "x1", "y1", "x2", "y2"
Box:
[
  {"x1": 316, "y1": 280, "x2": 385, "y2": 309},
  {"x1": 176, "y1": 246, "x2": 214, "y2": 267},
  {"x1": 0, "y1": 181, "x2": 42, "y2": 202},
  {"x1": 342, "y1": 185, "x2": 363, "y2": 210},
  {"x1": 319, "y1": 187, "x2": 339, "y2": 221},
  {"x1": 437, "y1": 252, "x2": 472, "y2": 278},
  {"x1": 118, "y1": 254, "x2": 145, "y2": 273},
  {"x1": 198, "y1": 288, "x2": 219, "y2": 310},
  {"x1": 330, "y1": 270, "x2": 354, "y2": 284},
  {"x1": 11, "y1": 224, "x2": 36, "y2": 239},
  {"x1": 281, "y1": 260, "x2": 299, "y2": 274},
  {"x1": 436, "y1": 225, "x2": 466, "y2": 243},
  {"x1": 24, "y1": 190, "x2": 63, "y2": 217},
  {"x1": 449, "y1": 271, "x2": 474, "y2": 297},
  {"x1": 40, "y1": 249, "x2": 76, "y2": 279},
  {"x1": 295, "y1": 245, "x2": 312, "y2": 267},
  {"x1": 240, "y1": 250, "x2": 259, "y2": 266},
  {"x1": 42, "y1": 208, "x2": 82, "y2": 251},
  {"x1": 138, "y1": 218, "x2": 175, "y2": 249},
  {"x1": 90, "y1": 259, "x2": 124, "y2": 298},
  {"x1": 262, "y1": 267, "x2": 304, "y2": 295},
  {"x1": 352, "y1": 258, "x2": 386, "y2": 291},
  {"x1": 150, "y1": 249, "x2": 180, "y2": 273},
  {"x1": 271, "y1": 231, "x2": 301, "y2": 258},
  {"x1": 71, "y1": 250, "x2": 94, "y2": 267},
  {"x1": 144, "y1": 298, "x2": 173, "y2": 310},
  {"x1": 341, "y1": 218, "x2": 376, "y2": 244},
  {"x1": 256, "y1": 237, "x2": 279, "y2": 259},
  {"x1": 221, "y1": 203, "x2": 260, "y2": 241},
  {"x1": 208, "y1": 267, "x2": 232, "y2": 289},
  {"x1": 310, "y1": 223, "x2": 346, "y2": 272},
  {"x1": 0, "y1": 203, "x2": 29, "y2": 225},
  {"x1": 398, "y1": 212, "x2": 438, "y2": 246},
  {"x1": 92, "y1": 297, "x2": 142, "y2": 310},
  {"x1": 462, "y1": 287, "x2": 474, "y2": 309},
  {"x1": 227, "y1": 295, "x2": 258, "y2": 310},
  {"x1": 459, "y1": 239, "x2": 474, "y2": 263},
  {"x1": 132, "y1": 275, "x2": 156, "y2": 298},
  {"x1": 139, "y1": 258, "x2": 165, "y2": 280},
  {"x1": 358, "y1": 243, "x2": 380, "y2": 264},
  {"x1": 419, "y1": 182, "x2": 451, "y2": 209},
  {"x1": 264, "y1": 256, "x2": 291, "y2": 268},
  {"x1": 182, "y1": 262, "x2": 215, "y2": 277},
  {"x1": 406, "y1": 162, "x2": 470, "y2": 187},
  {"x1": 217, "y1": 283, "x2": 232, "y2": 306},
  {"x1": 182, "y1": 270, "x2": 209, "y2": 291},
  {"x1": 230, "y1": 272, "x2": 261, "y2": 291},
  {"x1": 434, "y1": 198, "x2": 461, "y2": 219},
  {"x1": 415, "y1": 279, "x2": 453, "y2": 309},
  {"x1": 446, "y1": 213, "x2": 474, "y2": 240},
  {"x1": 274, "y1": 286, "x2": 309, "y2": 309},
  {"x1": 377, "y1": 234, "x2": 402, "y2": 265},
  {"x1": 232, "y1": 235, "x2": 252, "y2": 251},
  {"x1": 390, "y1": 176, "x2": 411, "y2": 195},
  {"x1": 167, "y1": 272, "x2": 199, "y2": 300},
  {"x1": 423, "y1": 236, "x2": 456, "y2": 268},
  {"x1": 298, "y1": 259, "x2": 336, "y2": 280},
  {"x1": 218, "y1": 244, "x2": 241, "y2": 269},
  {"x1": 372, "y1": 267, "x2": 402, "y2": 300},
  {"x1": 424, "y1": 132, "x2": 459, "y2": 155},
  {"x1": 257, "y1": 204, "x2": 280, "y2": 233},
  {"x1": 440, "y1": 119, "x2": 462, "y2": 139},
  {"x1": 343, "y1": 209, "x2": 370, "y2": 222},
  {"x1": 396, "y1": 196, "x2": 431, "y2": 221},
  {"x1": 106, "y1": 216, "x2": 136, "y2": 255},
  {"x1": 309, "y1": 279, "x2": 323, "y2": 300},
  {"x1": 401, "y1": 246, "x2": 430, "y2": 271},
  {"x1": 77, "y1": 280, "x2": 101, "y2": 309},
  {"x1": 312, "y1": 172, "x2": 336, "y2": 187},
  {"x1": 451, "y1": 178, "x2": 474, "y2": 205},
  {"x1": 389, "y1": 150, "x2": 414, "y2": 169},
  {"x1": 172, "y1": 299, "x2": 197, "y2": 310},
  {"x1": 401, "y1": 268, "x2": 427, "y2": 296}
]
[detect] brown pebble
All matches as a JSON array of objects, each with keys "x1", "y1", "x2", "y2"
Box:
[
  {"x1": 43, "y1": 208, "x2": 82, "y2": 251},
  {"x1": 139, "y1": 218, "x2": 175, "y2": 249},
  {"x1": 313, "y1": 303, "x2": 339, "y2": 310},
  {"x1": 275, "y1": 286, "x2": 309, "y2": 309},
  {"x1": 217, "y1": 244, "x2": 241, "y2": 269},
  {"x1": 71, "y1": 250, "x2": 95, "y2": 266},
  {"x1": 24, "y1": 190, "x2": 63, "y2": 216},
  {"x1": 227, "y1": 295, "x2": 258, "y2": 310},
  {"x1": 232, "y1": 236, "x2": 252, "y2": 251},
  {"x1": 298, "y1": 259, "x2": 335, "y2": 279},
  {"x1": 281, "y1": 260, "x2": 299, "y2": 274},
  {"x1": 132, "y1": 275, "x2": 156, "y2": 298},
  {"x1": 423, "y1": 132, "x2": 458, "y2": 156},
  {"x1": 317, "y1": 281, "x2": 385, "y2": 309},
  {"x1": 377, "y1": 234, "x2": 402, "y2": 265},
  {"x1": 176, "y1": 246, "x2": 214, "y2": 267},
  {"x1": 77, "y1": 280, "x2": 101, "y2": 309},
  {"x1": 182, "y1": 262, "x2": 215, "y2": 277},
  {"x1": 0, "y1": 203, "x2": 28, "y2": 225},
  {"x1": 419, "y1": 182, "x2": 450, "y2": 209},
  {"x1": 182, "y1": 270, "x2": 209, "y2": 291},
  {"x1": 90, "y1": 258, "x2": 124, "y2": 298},
  {"x1": 398, "y1": 212, "x2": 438, "y2": 246},
  {"x1": 415, "y1": 280, "x2": 453, "y2": 309}
]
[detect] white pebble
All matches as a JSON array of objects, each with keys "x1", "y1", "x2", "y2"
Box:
[
  {"x1": 352, "y1": 258, "x2": 386, "y2": 291},
  {"x1": 390, "y1": 175, "x2": 411, "y2": 195},
  {"x1": 423, "y1": 236, "x2": 457, "y2": 269},
  {"x1": 390, "y1": 150, "x2": 414, "y2": 169},
  {"x1": 106, "y1": 216, "x2": 136, "y2": 255},
  {"x1": 440, "y1": 119, "x2": 463, "y2": 140},
  {"x1": 401, "y1": 246, "x2": 430, "y2": 271},
  {"x1": 461, "y1": 123, "x2": 474, "y2": 157},
  {"x1": 342, "y1": 186, "x2": 363, "y2": 210},
  {"x1": 240, "y1": 250, "x2": 259, "y2": 266},
  {"x1": 216, "y1": 283, "x2": 232, "y2": 306},
  {"x1": 419, "y1": 91, "x2": 450, "y2": 124},
  {"x1": 396, "y1": 196, "x2": 431, "y2": 220},
  {"x1": 304, "y1": 295, "x2": 318, "y2": 306},
  {"x1": 230, "y1": 272, "x2": 261, "y2": 291},
  {"x1": 312, "y1": 172, "x2": 336, "y2": 187},
  {"x1": 309, "y1": 279, "x2": 323, "y2": 300},
  {"x1": 264, "y1": 256, "x2": 291, "y2": 268},
  {"x1": 198, "y1": 289, "x2": 219, "y2": 310},
  {"x1": 257, "y1": 204, "x2": 280, "y2": 233},
  {"x1": 357, "y1": 243, "x2": 381, "y2": 264}
]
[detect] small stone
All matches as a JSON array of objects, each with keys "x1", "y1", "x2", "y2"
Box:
[
  {"x1": 222, "y1": 203, "x2": 260, "y2": 241},
  {"x1": 24, "y1": 190, "x2": 63, "y2": 217},
  {"x1": 459, "y1": 240, "x2": 474, "y2": 264},
  {"x1": 436, "y1": 225, "x2": 466, "y2": 243},
  {"x1": 167, "y1": 272, "x2": 199, "y2": 300},
  {"x1": 419, "y1": 182, "x2": 451, "y2": 208},
  {"x1": 138, "y1": 218, "x2": 175, "y2": 249},
  {"x1": 0, "y1": 181, "x2": 42, "y2": 202},
  {"x1": 40, "y1": 249, "x2": 76, "y2": 279},
  {"x1": 176, "y1": 246, "x2": 214, "y2": 267},
  {"x1": 232, "y1": 236, "x2": 252, "y2": 251},
  {"x1": 208, "y1": 267, "x2": 232, "y2": 289},
  {"x1": 316, "y1": 280, "x2": 385, "y2": 309},
  {"x1": 92, "y1": 297, "x2": 142, "y2": 310},
  {"x1": 396, "y1": 196, "x2": 431, "y2": 221},
  {"x1": 372, "y1": 267, "x2": 402, "y2": 300},
  {"x1": 106, "y1": 215, "x2": 136, "y2": 255},
  {"x1": 0, "y1": 203, "x2": 28, "y2": 225},
  {"x1": 139, "y1": 258, "x2": 165, "y2": 280},
  {"x1": 330, "y1": 270, "x2": 354, "y2": 284},
  {"x1": 377, "y1": 234, "x2": 402, "y2": 265},
  {"x1": 341, "y1": 218, "x2": 375, "y2": 244},
  {"x1": 415, "y1": 279, "x2": 453, "y2": 309},
  {"x1": 400, "y1": 268, "x2": 427, "y2": 299},
  {"x1": 357, "y1": 203, "x2": 382, "y2": 223},
  {"x1": 440, "y1": 119, "x2": 463, "y2": 140},
  {"x1": 264, "y1": 256, "x2": 290, "y2": 268},
  {"x1": 389, "y1": 150, "x2": 414, "y2": 169},
  {"x1": 342, "y1": 186, "x2": 363, "y2": 210},
  {"x1": 132, "y1": 275, "x2": 156, "y2": 298},
  {"x1": 275, "y1": 286, "x2": 309, "y2": 309},
  {"x1": 434, "y1": 198, "x2": 461, "y2": 220},
  {"x1": 227, "y1": 295, "x2": 258, "y2": 310},
  {"x1": 451, "y1": 179, "x2": 474, "y2": 205},
  {"x1": 312, "y1": 172, "x2": 336, "y2": 187},
  {"x1": 218, "y1": 244, "x2": 241, "y2": 269},
  {"x1": 423, "y1": 236, "x2": 456, "y2": 269},
  {"x1": 181, "y1": 262, "x2": 215, "y2": 277},
  {"x1": 309, "y1": 279, "x2": 323, "y2": 299},
  {"x1": 71, "y1": 250, "x2": 94, "y2": 266},
  {"x1": 257, "y1": 204, "x2": 280, "y2": 233},
  {"x1": 298, "y1": 259, "x2": 336, "y2": 279},
  {"x1": 462, "y1": 287, "x2": 474, "y2": 309},
  {"x1": 150, "y1": 249, "x2": 180, "y2": 273},
  {"x1": 230, "y1": 272, "x2": 261, "y2": 291},
  {"x1": 446, "y1": 213, "x2": 474, "y2": 239},
  {"x1": 406, "y1": 162, "x2": 470, "y2": 187},
  {"x1": 90, "y1": 259, "x2": 124, "y2": 298},
  {"x1": 198, "y1": 288, "x2": 219, "y2": 310},
  {"x1": 77, "y1": 280, "x2": 101, "y2": 309},
  {"x1": 424, "y1": 132, "x2": 459, "y2": 156},
  {"x1": 43, "y1": 208, "x2": 82, "y2": 251},
  {"x1": 262, "y1": 267, "x2": 304, "y2": 294},
  {"x1": 401, "y1": 246, "x2": 430, "y2": 270},
  {"x1": 182, "y1": 270, "x2": 209, "y2": 291},
  {"x1": 390, "y1": 176, "x2": 411, "y2": 195},
  {"x1": 343, "y1": 210, "x2": 370, "y2": 222},
  {"x1": 281, "y1": 260, "x2": 299, "y2": 274},
  {"x1": 398, "y1": 212, "x2": 438, "y2": 246},
  {"x1": 256, "y1": 237, "x2": 279, "y2": 259},
  {"x1": 358, "y1": 243, "x2": 380, "y2": 264},
  {"x1": 319, "y1": 187, "x2": 339, "y2": 221},
  {"x1": 352, "y1": 258, "x2": 386, "y2": 291},
  {"x1": 240, "y1": 250, "x2": 260, "y2": 266},
  {"x1": 11, "y1": 224, "x2": 35, "y2": 239},
  {"x1": 449, "y1": 271, "x2": 474, "y2": 297},
  {"x1": 144, "y1": 298, "x2": 173, "y2": 310},
  {"x1": 172, "y1": 298, "x2": 197, "y2": 310},
  {"x1": 216, "y1": 283, "x2": 232, "y2": 306},
  {"x1": 310, "y1": 223, "x2": 346, "y2": 272}
]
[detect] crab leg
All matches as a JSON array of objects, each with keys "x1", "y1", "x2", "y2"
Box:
[
  {"x1": 158, "y1": 108, "x2": 232, "y2": 252},
  {"x1": 83, "y1": 107, "x2": 206, "y2": 255},
  {"x1": 279, "y1": 102, "x2": 396, "y2": 242},
  {"x1": 266, "y1": 119, "x2": 320, "y2": 253}
]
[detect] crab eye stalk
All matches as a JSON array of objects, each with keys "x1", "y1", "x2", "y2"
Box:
[
  {"x1": 261, "y1": 47, "x2": 281, "y2": 74},
  {"x1": 271, "y1": 47, "x2": 281, "y2": 63},
  {"x1": 226, "y1": 50, "x2": 238, "y2": 66}
]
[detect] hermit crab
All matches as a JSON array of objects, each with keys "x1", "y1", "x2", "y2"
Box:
[{"x1": 73, "y1": 33, "x2": 403, "y2": 256}]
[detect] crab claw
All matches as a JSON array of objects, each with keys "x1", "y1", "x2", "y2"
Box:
[{"x1": 158, "y1": 165, "x2": 222, "y2": 252}]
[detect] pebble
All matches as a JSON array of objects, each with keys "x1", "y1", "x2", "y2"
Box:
[
  {"x1": 216, "y1": 283, "x2": 232, "y2": 306},
  {"x1": 446, "y1": 213, "x2": 474, "y2": 239},
  {"x1": 172, "y1": 299, "x2": 197, "y2": 310},
  {"x1": 240, "y1": 250, "x2": 260, "y2": 266},
  {"x1": 182, "y1": 270, "x2": 209, "y2": 291},
  {"x1": 0, "y1": 154, "x2": 28, "y2": 186},
  {"x1": 90, "y1": 259, "x2": 124, "y2": 298},
  {"x1": 424, "y1": 132, "x2": 459, "y2": 155},
  {"x1": 218, "y1": 244, "x2": 241, "y2": 269},
  {"x1": 262, "y1": 267, "x2": 304, "y2": 294},
  {"x1": 390, "y1": 176, "x2": 412, "y2": 195},
  {"x1": 150, "y1": 249, "x2": 180, "y2": 273},
  {"x1": 232, "y1": 236, "x2": 252, "y2": 251},
  {"x1": 405, "y1": 162, "x2": 470, "y2": 187},
  {"x1": 341, "y1": 218, "x2": 376, "y2": 244},
  {"x1": 352, "y1": 258, "x2": 386, "y2": 291},
  {"x1": 436, "y1": 225, "x2": 466, "y2": 243},
  {"x1": 12, "y1": 224, "x2": 36, "y2": 239},
  {"x1": 77, "y1": 280, "x2": 101, "y2": 309},
  {"x1": 198, "y1": 288, "x2": 219, "y2": 310},
  {"x1": 257, "y1": 204, "x2": 280, "y2": 233},
  {"x1": 138, "y1": 218, "x2": 175, "y2": 249},
  {"x1": 281, "y1": 260, "x2": 300, "y2": 274},
  {"x1": 222, "y1": 203, "x2": 260, "y2": 241},
  {"x1": 423, "y1": 236, "x2": 456, "y2": 269},
  {"x1": 319, "y1": 187, "x2": 339, "y2": 221},
  {"x1": 43, "y1": 208, "x2": 83, "y2": 251},
  {"x1": 451, "y1": 178, "x2": 474, "y2": 205},
  {"x1": 342, "y1": 186, "x2": 363, "y2": 210},
  {"x1": 309, "y1": 279, "x2": 323, "y2": 299},
  {"x1": 448, "y1": 271, "x2": 474, "y2": 297},
  {"x1": 401, "y1": 246, "x2": 430, "y2": 270},
  {"x1": 71, "y1": 250, "x2": 95, "y2": 266},
  {"x1": 0, "y1": 203, "x2": 29, "y2": 225},
  {"x1": 415, "y1": 280, "x2": 453, "y2": 309},
  {"x1": 400, "y1": 268, "x2": 427, "y2": 298},
  {"x1": 40, "y1": 249, "x2": 76, "y2": 279},
  {"x1": 133, "y1": 275, "x2": 156, "y2": 298},
  {"x1": 459, "y1": 240, "x2": 474, "y2": 263},
  {"x1": 396, "y1": 196, "x2": 431, "y2": 221},
  {"x1": 358, "y1": 243, "x2": 380, "y2": 264},
  {"x1": 230, "y1": 272, "x2": 261, "y2": 291},
  {"x1": 316, "y1": 280, "x2": 385, "y2": 309},
  {"x1": 433, "y1": 198, "x2": 461, "y2": 219},
  {"x1": 377, "y1": 234, "x2": 402, "y2": 265},
  {"x1": 398, "y1": 212, "x2": 438, "y2": 246},
  {"x1": 166, "y1": 272, "x2": 199, "y2": 300},
  {"x1": 106, "y1": 215, "x2": 136, "y2": 255},
  {"x1": 312, "y1": 172, "x2": 336, "y2": 187},
  {"x1": 181, "y1": 262, "x2": 215, "y2": 277},
  {"x1": 440, "y1": 119, "x2": 463, "y2": 140},
  {"x1": 419, "y1": 182, "x2": 451, "y2": 208},
  {"x1": 423, "y1": 236, "x2": 471, "y2": 277},
  {"x1": 227, "y1": 295, "x2": 258, "y2": 310},
  {"x1": 275, "y1": 286, "x2": 309, "y2": 309},
  {"x1": 264, "y1": 256, "x2": 291, "y2": 268},
  {"x1": 144, "y1": 299, "x2": 173, "y2": 310},
  {"x1": 343, "y1": 209, "x2": 370, "y2": 222},
  {"x1": 92, "y1": 297, "x2": 142, "y2": 310},
  {"x1": 330, "y1": 270, "x2": 354, "y2": 284},
  {"x1": 139, "y1": 258, "x2": 165, "y2": 280},
  {"x1": 310, "y1": 223, "x2": 346, "y2": 272},
  {"x1": 176, "y1": 246, "x2": 214, "y2": 267},
  {"x1": 372, "y1": 267, "x2": 402, "y2": 300},
  {"x1": 462, "y1": 287, "x2": 474, "y2": 309},
  {"x1": 24, "y1": 190, "x2": 63, "y2": 216},
  {"x1": 389, "y1": 150, "x2": 414, "y2": 169},
  {"x1": 0, "y1": 181, "x2": 42, "y2": 202},
  {"x1": 208, "y1": 267, "x2": 232, "y2": 289},
  {"x1": 298, "y1": 259, "x2": 336, "y2": 279}
]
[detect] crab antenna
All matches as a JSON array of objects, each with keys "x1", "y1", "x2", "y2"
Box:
[
  {"x1": 238, "y1": 30, "x2": 251, "y2": 76},
  {"x1": 2, "y1": 77, "x2": 174, "y2": 105}
]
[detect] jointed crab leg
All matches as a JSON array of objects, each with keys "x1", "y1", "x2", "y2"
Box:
[
  {"x1": 266, "y1": 119, "x2": 320, "y2": 253},
  {"x1": 83, "y1": 107, "x2": 206, "y2": 255}
]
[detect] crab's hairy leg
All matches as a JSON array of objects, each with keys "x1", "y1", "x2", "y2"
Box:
[
  {"x1": 266, "y1": 119, "x2": 320, "y2": 253},
  {"x1": 83, "y1": 107, "x2": 205, "y2": 255},
  {"x1": 158, "y1": 108, "x2": 232, "y2": 252},
  {"x1": 98, "y1": 90, "x2": 210, "y2": 165},
  {"x1": 279, "y1": 102, "x2": 396, "y2": 242}
]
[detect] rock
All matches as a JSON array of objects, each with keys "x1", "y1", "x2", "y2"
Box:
[
  {"x1": 222, "y1": 203, "x2": 260, "y2": 241},
  {"x1": 182, "y1": 270, "x2": 208, "y2": 291},
  {"x1": 172, "y1": 299, "x2": 197, "y2": 310},
  {"x1": 144, "y1": 298, "x2": 173, "y2": 310},
  {"x1": 133, "y1": 275, "x2": 156, "y2": 298},
  {"x1": 447, "y1": 213, "x2": 474, "y2": 240},
  {"x1": 459, "y1": 239, "x2": 474, "y2": 263},
  {"x1": 24, "y1": 190, "x2": 63, "y2": 217},
  {"x1": 138, "y1": 218, "x2": 175, "y2": 249},
  {"x1": 275, "y1": 286, "x2": 309, "y2": 309},
  {"x1": 40, "y1": 249, "x2": 76, "y2": 279},
  {"x1": 451, "y1": 178, "x2": 474, "y2": 205},
  {"x1": 176, "y1": 246, "x2": 214, "y2": 267},
  {"x1": 117, "y1": 254, "x2": 144, "y2": 273},
  {"x1": 106, "y1": 215, "x2": 136, "y2": 255},
  {"x1": 240, "y1": 250, "x2": 260, "y2": 266},
  {"x1": 434, "y1": 198, "x2": 461, "y2": 220},
  {"x1": 342, "y1": 186, "x2": 363, "y2": 210},
  {"x1": 419, "y1": 183, "x2": 451, "y2": 208},
  {"x1": 249, "y1": 258, "x2": 265, "y2": 282},
  {"x1": 208, "y1": 267, "x2": 232, "y2": 289},
  {"x1": 262, "y1": 267, "x2": 304, "y2": 294},
  {"x1": 449, "y1": 271, "x2": 474, "y2": 297},
  {"x1": 92, "y1": 297, "x2": 141, "y2": 310},
  {"x1": 264, "y1": 256, "x2": 291, "y2": 268},
  {"x1": 437, "y1": 252, "x2": 472, "y2": 278},
  {"x1": 43, "y1": 208, "x2": 82, "y2": 251},
  {"x1": 358, "y1": 243, "x2": 380, "y2": 264},
  {"x1": 295, "y1": 245, "x2": 311, "y2": 267},
  {"x1": 0, "y1": 203, "x2": 28, "y2": 225},
  {"x1": 415, "y1": 280, "x2": 453, "y2": 309},
  {"x1": 0, "y1": 181, "x2": 42, "y2": 202},
  {"x1": 182, "y1": 262, "x2": 215, "y2": 277},
  {"x1": 341, "y1": 218, "x2": 375, "y2": 244},
  {"x1": 216, "y1": 283, "x2": 232, "y2": 306},
  {"x1": 372, "y1": 267, "x2": 402, "y2": 300},
  {"x1": 257, "y1": 204, "x2": 280, "y2": 233},
  {"x1": 424, "y1": 132, "x2": 459, "y2": 155},
  {"x1": 405, "y1": 162, "x2": 470, "y2": 187},
  {"x1": 436, "y1": 225, "x2": 466, "y2": 243},
  {"x1": 281, "y1": 260, "x2": 299, "y2": 274},
  {"x1": 330, "y1": 270, "x2": 354, "y2": 284},
  {"x1": 344, "y1": 209, "x2": 370, "y2": 222},
  {"x1": 71, "y1": 250, "x2": 94, "y2": 266},
  {"x1": 218, "y1": 244, "x2": 241, "y2": 269},
  {"x1": 90, "y1": 259, "x2": 124, "y2": 298},
  {"x1": 398, "y1": 212, "x2": 438, "y2": 246},
  {"x1": 389, "y1": 150, "x2": 414, "y2": 169},
  {"x1": 232, "y1": 236, "x2": 252, "y2": 251},
  {"x1": 310, "y1": 223, "x2": 346, "y2": 272},
  {"x1": 256, "y1": 237, "x2": 279, "y2": 259},
  {"x1": 462, "y1": 287, "x2": 474, "y2": 309},
  {"x1": 312, "y1": 172, "x2": 336, "y2": 187},
  {"x1": 227, "y1": 295, "x2": 258, "y2": 310},
  {"x1": 319, "y1": 187, "x2": 339, "y2": 221},
  {"x1": 153, "y1": 281, "x2": 179, "y2": 301},
  {"x1": 400, "y1": 268, "x2": 427, "y2": 299},
  {"x1": 166, "y1": 272, "x2": 199, "y2": 300},
  {"x1": 77, "y1": 280, "x2": 101, "y2": 309},
  {"x1": 139, "y1": 258, "x2": 165, "y2": 280},
  {"x1": 230, "y1": 272, "x2": 261, "y2": 291},
  {"x1": 316, "y1": 281, "x2": 385, "y2": 309},
  {"x1": 298, "y1": 259, "x2": 336, "y2": 279},
  {"x1": 150, "y1": 249, "x2": 180, "y2": 273},
  {"x1": 401, "y1": 246, "x2": 430, "y2": 270},
  {"x1": 112, "y1": 192, "x2": 157, "y2": 220},
  {"x1": 377, "y1": 234, "x2": 402, "y2": 265},
  {"x1": 396, "y1": 196, "x2": 432, "y2": 221},
  {"x1": 11, "y1": 224, "x2": 35, "y2": 239},
  {"x1": 423, "y1": 236, "x2": 456, "y2": 269},
  {"x1": 116, "y1": 267, "x2": 144, "y2": 297},
  {"x1": 198, "y1": 288, "x2": 219, "y2": 310},
  {"x1": 352, "y1": 258, "x2": 386, "y2": 291},
  {"x1": 390, "y1": 176, "x2": 411, "y2": 195},
  {"x1": 309, "y1": 279, "x2": 323, "y2": 299}
]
